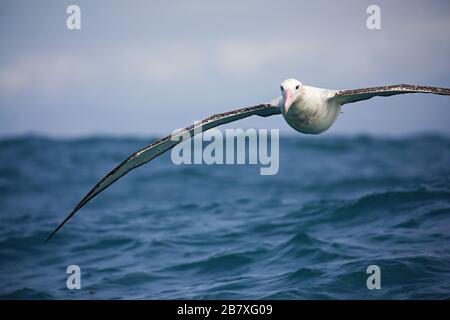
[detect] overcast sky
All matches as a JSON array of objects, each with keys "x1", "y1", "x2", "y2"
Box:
[{"x1": 0, "y1": 0, "x2": 449, "y2": 137}]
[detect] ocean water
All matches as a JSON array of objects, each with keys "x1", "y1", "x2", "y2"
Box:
[{"x1": 0, "y1": 134, "x2": 449, "y2": 300}]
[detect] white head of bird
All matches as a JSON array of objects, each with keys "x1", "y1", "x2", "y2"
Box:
[{"x1": 280, "y1": 78, "x2": 303, "y2": 114}]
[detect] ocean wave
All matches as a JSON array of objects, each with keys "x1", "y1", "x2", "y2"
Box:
[{"x1": 1, "y1": 135, "x2": 449, "y2": 299}]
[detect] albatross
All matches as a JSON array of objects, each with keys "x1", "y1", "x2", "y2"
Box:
[{"x1": 46, "y1": 79, "x2": 450, "y2": 242}]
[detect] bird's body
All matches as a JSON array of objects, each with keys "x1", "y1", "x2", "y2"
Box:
[
  {"x1": 45, "y1": 78, "x2": 450, "y2": 242},
  {"x1": 280, "y1": 85, "x2": 340, "y2": 134}
]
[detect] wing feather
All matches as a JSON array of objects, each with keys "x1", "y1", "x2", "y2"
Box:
[
  {"x1": 45, "y1": 103, "x2": 280, "y2": 242},
  {"x1": 330, "y1": 84, "x2": 450, "y2": 105}
]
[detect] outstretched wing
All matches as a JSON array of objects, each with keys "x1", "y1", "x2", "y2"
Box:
[
  {"x1": 46, "y1": 102, "x2": 281, "y2": 242},
  {"x1": 330, "y1": 84, "x2": 450, "y2": 105}
]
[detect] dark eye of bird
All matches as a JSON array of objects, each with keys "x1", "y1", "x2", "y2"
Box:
[
  {"x1": 280, "y1": 86, "x2": 284, "y2": 91},
  {"x1": 296, "y1": 85, "x2": 300, "y2": 90}
]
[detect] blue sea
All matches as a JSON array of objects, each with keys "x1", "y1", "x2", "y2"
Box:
[{"x1": 0, "y1": 134, "x2": 449, "y2": 299}]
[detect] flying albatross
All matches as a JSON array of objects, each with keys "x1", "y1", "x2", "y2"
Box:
[{"x1": 45, "y1": 79, "x2": 450, "y2": 242}]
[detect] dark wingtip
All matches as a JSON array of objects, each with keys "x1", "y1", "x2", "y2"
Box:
[
  {"x1": 44, "y1": 208, "x2": 79, "y2": 244},
  {"x1": 44, "y1": 222, "x2": 64, "y2": 243},
  {"x1": 44, "y1": 227, "x2": 59, "y2": 243}
]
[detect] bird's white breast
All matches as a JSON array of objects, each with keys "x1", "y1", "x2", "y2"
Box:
[{"x1": 281, "y1": 86, "x2": 341, "y2": 134}]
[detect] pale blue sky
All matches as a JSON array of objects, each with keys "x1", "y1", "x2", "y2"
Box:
[{"x1": 0, "y1": 0, "x2": 449, "y2": 137}]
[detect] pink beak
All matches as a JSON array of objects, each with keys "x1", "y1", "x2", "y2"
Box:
[{"x1": 283, "y1": 89, "x2": 294, "y2": 114}]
